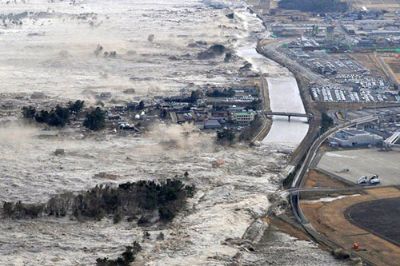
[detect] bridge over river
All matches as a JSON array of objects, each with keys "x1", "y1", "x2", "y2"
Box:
[{"x1": 264, "y1": 111, "x2": 313, "y2": 122}]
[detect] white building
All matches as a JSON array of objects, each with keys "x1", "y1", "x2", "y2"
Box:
[
  {"x1": 329, "y1": 129, "x2": 383, "y2": 147},
  {"x1": 231, "y1": 111, "x2": 256, "y2": 125}
]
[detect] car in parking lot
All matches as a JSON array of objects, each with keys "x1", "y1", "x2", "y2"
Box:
[
  {"x1": 357, "y1": 176, "x2": 368, "y2": 185},
  {"x1": 369, "y1": 175, "x2": 381, "y2": 185}
]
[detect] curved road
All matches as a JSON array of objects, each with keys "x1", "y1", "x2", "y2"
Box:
[{"x1": 289, "y1": 115, "x2": 379, "y2": 238}]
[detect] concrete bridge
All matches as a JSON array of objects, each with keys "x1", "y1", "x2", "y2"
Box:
[{"x1": 264, "y1": 111, "x2": 313, "y2": 122}]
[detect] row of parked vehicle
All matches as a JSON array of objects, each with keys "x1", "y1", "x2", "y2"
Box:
[{"x1": 357, "y1": 175, "x2": 381, "y2": 185}]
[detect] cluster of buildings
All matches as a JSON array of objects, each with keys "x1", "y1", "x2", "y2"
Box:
[
  {"x1": 283, "y1": 46, "x2": 398, "y2": 104},
  {"x1": 286, "y1": 49, "x2": 370, "y2": 77},
  {"x1": 329, "y1": 110, "x2": 400, "y2": 149},
  {"x1": 310, "y1": 85, "x2": 398, "y2": 103},
  {"x1": 340, "y1": 10, "x2": 400, "y2": 50},
  {"x1": 360, "y1": 111, "x2": 400, "y2": 140},
  {"x1": 99, "y1": 85, "x2": 261, "y2": 133},
  {"x1": 280, "y1": 9, "x2": 400, "y2": 51},
  {"x1": 161, "y1": 86, "x2": 260, "y2": 131},
  {"x1": 271, "y1": 23, "x2": 330, "y2": 38}
]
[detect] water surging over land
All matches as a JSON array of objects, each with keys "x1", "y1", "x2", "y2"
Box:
[{"x1": 0, "y1": 1, "x2": 338, "y2": 265}]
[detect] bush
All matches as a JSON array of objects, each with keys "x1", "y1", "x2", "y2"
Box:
[
  {"x1": 22, "y1": 101, "x2": 86, "y2": 127},
  {"x1": 3, "y1": 201, "x2": 45, "y2": 219},
  {"x1": 84, "y1": 107, "x2": 106, "y2": 131},
  {"x1": 239, "y1": 115, "x2": 263, "y2": 141}
]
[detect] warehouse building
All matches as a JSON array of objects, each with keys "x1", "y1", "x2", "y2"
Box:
[{"x1": 329, "y1": 129, "x2": 383, "y2": 147}]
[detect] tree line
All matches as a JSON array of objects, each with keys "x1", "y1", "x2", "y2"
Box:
[
  {"x1": 2, "y1": 179, "x2": 195, "y2": 225},
  {"x1": 22, "y1": 100, "x2": 106, "y2": 131}
]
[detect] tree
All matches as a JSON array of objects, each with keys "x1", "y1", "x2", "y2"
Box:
[
  {"x1": 31, "y1": 105, "x2": 70, "y2": 127},
  {"x1": 189, "y1": 90, "x2": 201, "y2": 103},
  {"x1": 47, "y1": 105, "x2": 70, "y2": 127},
  {"x1": 217, "y1": 128, "x2": 236, "y2": 144},
  {"x1": 321, "y1": 112, "x2": 334, "y2": 133},
  {"x1": 84, "y1": 107, "x2": 106, "y2": 131},
  {"x1": 206, "y1": 88, "x2": 235, "y2": 98},
  {"x1": 22, "y1": 106, "x2": 36, "y2": 119},
  {"x1": 159, "y1": 206, "x2": 174, "y2": 221},
  {"x1": 96, "y1": 242, "x2": 141, "y2": 266},
  {"x1": 137, "y1": 100, "x2": 145, "y2": 111},
  {"x1": 249, "y1": 99, "x2": 262, "y2": 110},
  {"x1": 68, "y1": 100, "x2": 85, "y2": 114},
  {"x1": 239, "y1": 115, "x2": 263, "y2": 141},
  {"x1": 35, "y1": 110, "x2": 50, "y2": 124}
]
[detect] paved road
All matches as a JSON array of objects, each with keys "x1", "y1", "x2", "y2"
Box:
[
  {"x1": 286, "y1": 115, "x2": 380, "y2": 263},
  {"x1": 291, "y1": 115, "x2": 378, "y2": 189},
  {"x1": 251, "y1": 75, "x2": 271, "y2": 143},
  {"x1": 288, "y1": 115, "x2": 378, "y2": 225}
]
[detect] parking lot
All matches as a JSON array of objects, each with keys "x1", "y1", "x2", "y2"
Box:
[{"x1": 317, "y1": 148, "x2": 400, "y2": 186}]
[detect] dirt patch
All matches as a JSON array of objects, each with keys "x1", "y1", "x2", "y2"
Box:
[
  {"x1": 384, "y1": 57, "x2": 400, "y2": 85},
  {"x1": 349, "y1": 53, "x2": 387, "y2": 77},
  {"x1": 264, "y1": 215, "x2": 311, "y2": 241},
  {"x1": 304, "y1": 169, "x2": 350, "y2": 189}
]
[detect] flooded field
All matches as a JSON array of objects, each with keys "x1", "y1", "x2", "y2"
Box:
[{"x1": 0, "y1": 0, "x2": 339, "y2": 265}]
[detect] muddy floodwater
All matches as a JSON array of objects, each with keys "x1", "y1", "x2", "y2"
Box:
[
  {"x1": 234, "y1": 8, "x2": 309, "y2": 150},
  {"x1": 0, "y1": 0, "x2": 246, "y2": 101},
  {"x1": 0, "y1": 0, "x2": 341, "y2": 265}
]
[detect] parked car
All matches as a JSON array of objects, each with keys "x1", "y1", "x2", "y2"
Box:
[
  {"x1": 357, "y1": 176, "x2": 368, "y2": 185},
  {"x1": 369, "y1": 175, "x2": 381, "y2": 185}
]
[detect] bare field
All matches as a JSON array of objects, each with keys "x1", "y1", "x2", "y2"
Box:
[
  {"x1": 349, "y1": 53, "x2": 387, "y2": 78},
  {"x1": 383, "y1": 56, "x2": 400, "y2": 85},
  {"x1": 304, "y1": 169, "x2": 349, "y2": 189}
]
